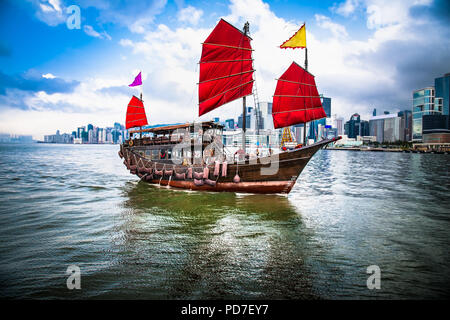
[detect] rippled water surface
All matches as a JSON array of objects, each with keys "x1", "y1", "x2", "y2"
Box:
[{"x1": 0, "y1": 143, "x2": 449, "y2": 299}]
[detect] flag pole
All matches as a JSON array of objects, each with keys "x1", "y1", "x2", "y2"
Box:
[
  {"x1": 305, "y1": 47, "x2": 308, "y2": 71},
  {"x1": 303, "y1": 22, "x2": 308, "y2": 145},
  {"x1": 139, "y1": 71, "x2": 142, "y2": 139},
  {"x1": 139, "y1": 70, "x2": 143, "y2": 101},
  {"x1": 242, "y1": 21, "x2": 250, "y2": 157}
]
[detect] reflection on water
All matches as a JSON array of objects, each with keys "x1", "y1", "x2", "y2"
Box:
[
  {"x1": 0, "y1": 144, "x2": 449, "y2": 299},
  {"x1": 114, "y1": 184, "x2": 317, "y2": 299}
]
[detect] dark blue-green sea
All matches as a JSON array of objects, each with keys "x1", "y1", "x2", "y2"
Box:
[{"x1": 0, "y1": 143, "x2": 449, "y2": 299}]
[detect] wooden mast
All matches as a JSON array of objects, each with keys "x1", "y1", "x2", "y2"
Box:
[
  {"x1": 303, "y1": 26, "x2": 308, "y2": 145},
  {"x1": 139, "y1": 92, "x2": 143, "y2": 139},
  {"x1": 242, "y1": 21, "x2": 250, "y2": 156}
]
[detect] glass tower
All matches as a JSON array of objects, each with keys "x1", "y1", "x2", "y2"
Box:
[
  {"x1": 435, "y1": 73, "x2": 450, "y2": 116},
  {"x1": 412, "y1": 87, "x2": 440, "y2": 141}
]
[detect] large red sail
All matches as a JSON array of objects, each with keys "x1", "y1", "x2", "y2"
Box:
[
  {"x1": 272, "y1": 62, "x2": 326, "y2": 129},
  {"x1": 199, "y1": 19, "x2": 254, "y2": 116},
  {"x1": 125, "y1": 96, "x2": 148, "y2": 129}
]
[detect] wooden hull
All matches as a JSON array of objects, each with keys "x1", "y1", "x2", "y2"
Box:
[
  {"x1": 140, "y1": 179, "x2": 292, "y2": 194},
  {"x1": 119, "y1": 138, "x2": 339, "y2": 194}
]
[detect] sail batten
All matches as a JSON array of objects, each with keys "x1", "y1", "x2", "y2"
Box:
[
  {"x1": 201, "y1": 43, "x2": 254, "y2": 51},
  {"x1": 200, "y1": 59, "x2": 253, "y2": 64},
  {"x1": 272, "y1": 106, "x2": 325, "y2": 114},
  {"x1": 199, "y1": 19, "x2": 254, "y2": 116},
  {"x1": 272, "y1": 62, "x2": 326, "y2": 129},
  {"x1": 273, "y1": 95, "x2": 322, "y2": 98},
  {"x1": 276, "y1": 79, "x2": 316, "y2": 86},
  {"x1": 125, "y1": 96, "x2": 148, "y2": 130},
  {"x1": 199, "y1": 70, "x2": 255, "y2": 84}
]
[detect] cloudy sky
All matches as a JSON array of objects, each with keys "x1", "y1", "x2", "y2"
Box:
[{"x1": 0, "y1": 0, "x2": 449, "y2": 140}]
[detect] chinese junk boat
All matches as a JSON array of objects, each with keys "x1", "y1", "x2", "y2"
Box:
[{"x1": 119, "y1": 19, "x2": 340, "y2": 194}]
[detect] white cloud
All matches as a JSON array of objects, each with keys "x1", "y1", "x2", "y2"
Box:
[
  {"x1": 39, "y1": 3, "x2": 54, "y2": 13},
  {"x1": 315, "y1": 14, "x2": 349, "y2": 38},
  {"x1": 177, "y1": 6, "x2": 203, "y2": 25},
  {"x1": 363, "y1": 0, "x2": 433, "y2": 29},
  {"x1": 42, "y1": 73, "x2": 56, "y2": 79},
  {"x1": 48, "y1": 0, "x2": 62, "y2": 12},
  {"x1": 34, "y1": 0, "x2": 66, "y2": 26},
  {"x1": 83, "y1": 25, "x2": 112, "y2": 40},
  {"x1": 333, "y1": 0, "x2": 361, "y2": 17}
]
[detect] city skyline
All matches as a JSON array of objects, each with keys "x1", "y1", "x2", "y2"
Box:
[
  {"x1": 1, "y1": 0, "x2": 449, "y2": 140},
  {"x1": 12, "y1": 69, "x2": 450, "y2": 145},
  {"x1": 37, "y1": 101, "x2": 410, "y2": 145}
]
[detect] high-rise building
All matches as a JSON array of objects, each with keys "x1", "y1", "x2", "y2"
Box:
[
  {"x1": 344, "y1": 113, "x2": 361, "y2": 139},
  {"x1": 369, "y1": 115, "x2": 387, "y2": 142},
  {"x1": 398, "y1": 110, "x2": 412, "y2": 141},
  {"x1": 321, "y1": 97, "x2": 331, "y2": 118},
  {"x1": 410, "y1": 73, "x2": 449, "y2": 143},
  {"x1": 435, "y1": 73, "x2": 449, "y2": 116},
  {"x1": 250, "y1": 107, "x2": 264, "y2": 131},
  {"x1": 333, "y1": 116, "x2": 344, "y2": 135},
  {"x1": 422, "y1": 114, "x2": 450, "y2": 143},
  {"x1": 225, "y1": 119, "x2": 235, "y2": 130},
  {"x1": 412, "y1": 87, "x2": 439, "y2": 141},
  {"x1": 369, "y1": 113, "x2": 405, "y2": 142},
  {"x1": 383, "y1": 116, "x2": 402, "y2": 142},
  {"x1": 372, "y1": 108, "x2": 377, "y2": 117},
  {"x1": 308, "y1": 96, "x2": 331, "y2": 141},
  {"x1": 237, "y1": 113, "x2": 251, "y2": 129},
  {"x1": 257, "y1": 102, "x2": 274, "y2": 130},
  {"x1": 77, "y1": 126, "x2": 85, "y2": 139},
  {"x1": 98, "y1": 128, "x2": 105, "y2": 143},
  {"x1": 360, "y1": 120, "x2": 370, "y2": 137},
  {"x1": 88, "y1": 129, "x2": 94, "y2": 144}
]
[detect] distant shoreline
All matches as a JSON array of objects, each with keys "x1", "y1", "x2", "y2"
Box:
[
  {"x1": 36, "y1": 141, "x2": 119, "y2": 145},
  {"x1": 326, "y1": 147, "x2": 449, "y2": 154}
]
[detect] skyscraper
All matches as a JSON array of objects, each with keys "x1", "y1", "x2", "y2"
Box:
[
  {"x1": 435, "y1": 73, "x2": 449, "y2": 116},
  {"x1": 398, "y1": 110, "x2": 412, "y2": 141},
  {"x1": 369, "y1": 113, "x2": 405, "y2": 143},
  {"x1": 344, "y1": 113, "x2": 361, "y2": 139},
  {"x1": 412, "y1": 87, "x2": 439, "y2": 141},
  {"x1": 333, "y1": 116, "x2": 344, "y2": 135},
  {"x1": 225, "y1": 119, "x2": 235, "y2": 130}
]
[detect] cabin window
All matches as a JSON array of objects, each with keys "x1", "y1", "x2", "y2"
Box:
[{"x1": 152, "y1": 150, "x2": 159, "y2": 160}]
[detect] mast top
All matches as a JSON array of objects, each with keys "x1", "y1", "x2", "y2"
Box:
[{"x1": 243, "y1": 21, "x2": 249, "y2": 35}]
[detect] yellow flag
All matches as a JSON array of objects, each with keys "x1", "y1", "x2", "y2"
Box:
[{"x1": 280, "y1": 24, "x2": 306, "y2": 49}]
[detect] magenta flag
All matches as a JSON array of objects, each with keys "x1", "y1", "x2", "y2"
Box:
[{"x1": 128, "y1": 72, "x2": 142, "y2": 87}]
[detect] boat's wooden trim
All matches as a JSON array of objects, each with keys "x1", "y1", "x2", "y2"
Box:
[{"x1": 144, "y1": 179, "x2": 294, "y2": 194}]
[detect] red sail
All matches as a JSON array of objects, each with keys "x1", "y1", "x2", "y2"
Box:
[
  {"x1": 272, "y1": 62, "x2": 326, "y2": 129},
  {"x1": 125, "y1": 96, "x2": 148, "y2": 129},
  {"x1": 199, "y1": 19, "x2": 254, "y2": 116}
]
